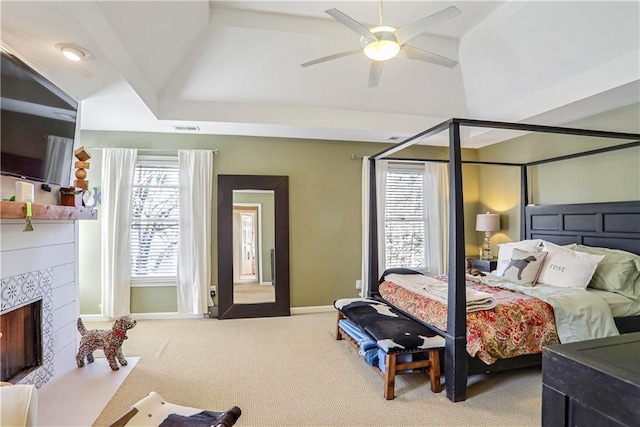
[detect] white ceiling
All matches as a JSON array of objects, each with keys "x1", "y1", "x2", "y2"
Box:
[{"x1": 1, "y1": 1, "x2": 639, "y2": 148}]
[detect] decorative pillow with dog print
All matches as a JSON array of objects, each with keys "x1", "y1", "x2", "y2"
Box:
[
  {"x1": 496, "y1": 239, "x2": 542, "y2": 276},
  {"x1": 502, "y1": 248, "x2": 548, "y2": 286},
  {"x1": 537, "y1": 241, "x2": 604, "y2": 289}
]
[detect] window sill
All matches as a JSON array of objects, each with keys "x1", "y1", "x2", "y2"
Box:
[{"x1": 130, "y1": 279, "x2": 177, "y2": 288}]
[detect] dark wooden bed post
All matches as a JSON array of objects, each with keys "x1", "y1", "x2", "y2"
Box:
[
  {"x1": 520, "y1": 166, "x2": 529, "y2": 240},
  {"x1": 368, "y1": 158, "x2": 379, "y2": 295},
  {"x1": 446, "y1": 120, "x2": 468, "y2": 402}
]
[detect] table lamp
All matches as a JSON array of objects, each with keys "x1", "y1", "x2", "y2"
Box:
[{"x1": 476, "y1": 212, "x2": 500, "y2": 260}]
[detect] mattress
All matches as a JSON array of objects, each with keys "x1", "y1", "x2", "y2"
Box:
[{"x1": 588, "y1": 289, "x2": 640, "y2": 317}]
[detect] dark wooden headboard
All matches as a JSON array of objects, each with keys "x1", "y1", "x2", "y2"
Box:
[{"x1": 525, "y1": 201, "x2": 640, "y2": 255}]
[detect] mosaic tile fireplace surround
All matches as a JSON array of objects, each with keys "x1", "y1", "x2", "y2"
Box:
[{"x1": 1, "y1": 268, "x2": 54, "y2": 387}]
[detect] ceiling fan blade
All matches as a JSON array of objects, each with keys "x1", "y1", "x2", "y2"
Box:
[
  {"x1": 394, "y1": 6, "x2": 461, "y2": 45},
  {"x1": 326, "y1": 8, "x2": 377, "y2": 44},
  {"x1": 301, "y1": 50, "x2": 362, "y2": 68},
  {"x1": 368, "y1": 61, "x2": 384, "y2": 88},
  {"x1": 402, "y1": 45, "x2": 458, "y2": 68}
]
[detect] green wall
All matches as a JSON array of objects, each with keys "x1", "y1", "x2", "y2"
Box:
[
  {"x1": 476, "y1": 103, "x2": 640, "y2": 247},
  {"x1": 78, "y1": 131, "x2": 479, "y2": 314},
  {"x1": 79, "y1": 105, "x2": 638, "y2": 315}
]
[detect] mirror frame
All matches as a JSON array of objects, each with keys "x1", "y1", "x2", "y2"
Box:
[{"x1": 217, "y1": 175, "x2": 290, "y2": 319}]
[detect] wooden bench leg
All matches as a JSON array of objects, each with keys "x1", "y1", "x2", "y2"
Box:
[
  {"x1": 428, "y1": 349, "x2": 442, "y2": 393},
  {"x1": 384, "y1": 353, "x2": 397, "y2": 400},
  {"x1": 336, "y1": 311, "x2": 344, "y2": 340}
]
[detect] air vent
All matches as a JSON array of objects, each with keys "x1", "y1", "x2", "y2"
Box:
[{"x1": 173, "y1": 125, "x2": 200, "y2": 131}]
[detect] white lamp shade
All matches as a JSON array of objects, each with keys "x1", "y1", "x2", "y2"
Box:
[{"x1": 476, "y1": 213, "x2": 500, "y2": 232}]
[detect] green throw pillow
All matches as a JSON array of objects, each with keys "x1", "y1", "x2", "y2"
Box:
[{"x1": 573, "y1": 244, "x2": 640, "y2": 301}]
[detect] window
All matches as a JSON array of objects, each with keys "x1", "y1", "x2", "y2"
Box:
[
  {"x1": 384, "y1": 165, "x2": 427, "y2": 269},
  {"x1": 130, "y1": 157, "x2": 179, "y2": 280}
]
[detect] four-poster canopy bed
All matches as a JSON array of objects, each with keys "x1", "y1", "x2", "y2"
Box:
[{"x1": 366, "y1": 118, "x2": 640, "y2": 402}]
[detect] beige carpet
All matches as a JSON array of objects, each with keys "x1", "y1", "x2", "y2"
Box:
[{"x1": 88, "y1": 312, "x2": 541, "y2": 426}]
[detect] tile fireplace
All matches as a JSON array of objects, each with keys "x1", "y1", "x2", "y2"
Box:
[
  {"x1": 0, "y1": 298, "x2": 43, "y2": 382},
  {"x1": 1, "y1": 269, "x2": 54, "y2": 387}
]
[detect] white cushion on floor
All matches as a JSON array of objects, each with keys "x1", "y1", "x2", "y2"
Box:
[{"x1": 0, "y1": 384, "x2": 38, "y2": 427}]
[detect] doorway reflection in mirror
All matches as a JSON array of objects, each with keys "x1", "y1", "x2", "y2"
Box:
[{"x1": 232, "y1": 190, "x2": 275, "y2": 304}]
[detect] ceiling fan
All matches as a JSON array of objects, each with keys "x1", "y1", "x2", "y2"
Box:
[{"x1": 301, "y1": 2, "x2": 461, "y2": 88}]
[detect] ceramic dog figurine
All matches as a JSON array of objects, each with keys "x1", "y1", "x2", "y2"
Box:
[{"x1": 76, "y1": 316, "x2": 137, "y2": 371}]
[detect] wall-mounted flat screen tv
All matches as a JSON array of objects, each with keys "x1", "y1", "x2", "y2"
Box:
[{"x1": 1, "y1": 48, "x2": 78, "y2": 186}]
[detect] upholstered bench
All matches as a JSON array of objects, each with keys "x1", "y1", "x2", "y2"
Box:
[{"x1": 334, "y1": 298, "x2": 445, "y2": 399}]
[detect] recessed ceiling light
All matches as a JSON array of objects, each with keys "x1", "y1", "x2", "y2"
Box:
[{"x1": 55, "y1": 43, "x2": 91, "y2": 61}]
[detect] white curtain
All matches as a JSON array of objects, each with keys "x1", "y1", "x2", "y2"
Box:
[
  {"x1": 424, "y1": 162, "x2": 450, "y2": 275},
  {"x1": 44, "y1": 136, "x2": 73, "y2": 184},
  {"x1": 375, "y1": 160, "x2": 389, "y2": 272},
  {"x1": 101, "y1": 148, "x2": 137, "y2": 319},
  {"x1": 361, "y1": 157, "x2": 371, "y2": 297},
  {"x1": 177, "y1": 150, "x2": 214, "y2": 314}
]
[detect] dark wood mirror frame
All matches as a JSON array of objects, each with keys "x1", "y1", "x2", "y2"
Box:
[{"x1": 217, "y1": 175, "x2": 290, "y2": 319}]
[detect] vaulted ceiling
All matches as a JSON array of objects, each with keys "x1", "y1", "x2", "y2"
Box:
[{"x1": 1, "y1": 1, "x2": 638, "y2": 147}]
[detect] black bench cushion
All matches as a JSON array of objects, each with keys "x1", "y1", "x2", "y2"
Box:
[
  {"x1": 334, "y1": 298, "x2": 445, "y2": 354},
  {"x1": 378, "y1": 268, "x2": 423, "y2": 284}
]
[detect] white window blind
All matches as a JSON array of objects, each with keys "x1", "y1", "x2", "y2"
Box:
[
  {"x1": 130, "y1": 158, "x2": 179, "y2": 279},
  {"x1": 384, "y1": 167, "x2": 426, "y2": 268}
]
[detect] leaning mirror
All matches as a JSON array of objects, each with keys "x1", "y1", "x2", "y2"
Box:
[{"x1": 217, "y1": 175, "x2": 289, "y2": 319}]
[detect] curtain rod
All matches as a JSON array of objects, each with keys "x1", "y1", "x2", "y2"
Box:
[{"x1": 85, "y1": 147, "x2": 218, "y2": 154}]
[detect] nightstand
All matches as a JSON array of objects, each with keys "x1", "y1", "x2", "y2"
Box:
[{"x1": 470, "y1": 258, "x2": 498, "y2": 273}]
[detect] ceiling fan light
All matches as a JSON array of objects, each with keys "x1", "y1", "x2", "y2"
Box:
[
  {"x1": 361, "y1": 26, "x2": 400, "y2": 61},
  {"x1": 363, "y1": 40, "x2": 400, "y2": 61}
]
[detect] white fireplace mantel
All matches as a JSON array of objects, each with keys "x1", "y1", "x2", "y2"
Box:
[{"x1": 1, "y1": 206, "x2": 96, "y2": 387}]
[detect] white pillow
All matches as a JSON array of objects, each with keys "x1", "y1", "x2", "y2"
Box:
[
  {"x1": 496, "y1": 239, "x2": 542, "y2": 276},
  {"x1": 537, "y1": 241, "x2": 604, "y2": 288}
]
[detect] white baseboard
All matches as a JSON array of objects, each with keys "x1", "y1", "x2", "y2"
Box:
[
  {"x1": 81, "y1": 306, "x2": 333, "y2": 320},
  {"x1": 291, "y1": 305, "x2": 333, "y2": 314},
  {"x1": 79, "y1": 314, "x2": 110, "y2": 322},
  {"x1": 131, "y1": 312, "x2": 204, "y2": 320},
  {"x1": 80, "y1": 312, "x2": 205, "y2": 321}
]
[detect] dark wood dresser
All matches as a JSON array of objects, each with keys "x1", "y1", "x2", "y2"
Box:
[{"x1": 542, "y1": 332, "x2": 640, "y2": 426}]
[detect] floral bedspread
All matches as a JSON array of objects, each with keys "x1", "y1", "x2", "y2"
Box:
[{"x1": 379, "y1": 275, "x2": 559, "y2": 364}]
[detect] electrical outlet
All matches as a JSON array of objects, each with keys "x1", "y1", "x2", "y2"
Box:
[{"x1": 355, "y1": 280, "x2": 362, "y2": 290}]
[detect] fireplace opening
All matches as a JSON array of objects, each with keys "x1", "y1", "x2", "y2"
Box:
[{"x1": 0, "y1": 299, "x2": 43, "y2": 383}]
